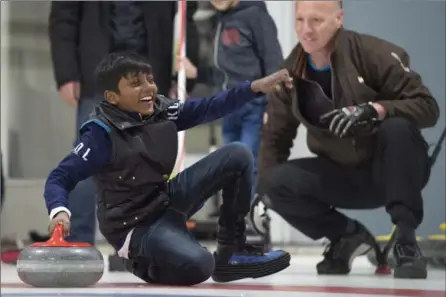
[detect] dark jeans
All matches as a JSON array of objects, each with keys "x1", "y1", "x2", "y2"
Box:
[
  {"x1": 222, "y1": 97, "x2": 265, "y2": 187},
  {"x1": 259, "y1": 118, "x2": 430, "y2": 241},
  {"x1": 129, "y1": 142, "x2": 254, "y2": 286},
  {"x1": 66, "y1": 96, "x2": 102, "y2": 244}
]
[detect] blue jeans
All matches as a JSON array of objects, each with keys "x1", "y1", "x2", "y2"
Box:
[
  {"x1": 65, "y1": 96, "x2": 102, "y2": 244},
  {"x1": 129, "y1": 142, "x2": 254, "y2": 285},
  {"x1": 222, "y1": 97, "x2": 265, "y2": 186}
]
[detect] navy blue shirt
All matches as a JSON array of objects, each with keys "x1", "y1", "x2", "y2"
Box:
[{"x1": 44, "y1": 82, "x2": 261, "y2": 214}]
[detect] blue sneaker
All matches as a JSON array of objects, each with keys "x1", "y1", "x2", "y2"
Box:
[{"x1": 212, "y1": 244, "x2": 291, "y2": 282}]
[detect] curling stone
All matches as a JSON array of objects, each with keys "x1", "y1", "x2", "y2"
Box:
[{"x1": 16, "y1": 224, "x2": 104, "y2": 287}]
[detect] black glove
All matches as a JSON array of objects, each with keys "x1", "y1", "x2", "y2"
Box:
[{"x1": 320, "y1": 103, "x2": 378, "y2": 138}]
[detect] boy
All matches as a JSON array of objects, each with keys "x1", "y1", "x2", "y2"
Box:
[{"x1": 44, "y1": 52, "x2": 293, "y2": 286}]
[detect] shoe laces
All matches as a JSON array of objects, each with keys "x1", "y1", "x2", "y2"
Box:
[
  {"x1": 395, "y1": 242, "x2": 421, "y2": 258},
  {"x1": 237, "y1": 243, "x2": 265, "y2": 256}
]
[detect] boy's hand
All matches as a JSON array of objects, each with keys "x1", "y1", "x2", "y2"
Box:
[
  {"x1": 251, "y1": 69, "x2": 293, "y2": 94},
  {"x1": 176, "y1": 56, "x2": 198, "y2": 79},
  {"x1": 49, "y1": 211, "x2": 71, "y2": 237}
]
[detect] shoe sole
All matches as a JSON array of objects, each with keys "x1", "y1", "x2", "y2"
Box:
[
  {"x1": 394, "y1": 263, "x2": 427, "y2": 279},
  {"x1": 212, "y1": 251, "x2": 291, "y2": 282}
]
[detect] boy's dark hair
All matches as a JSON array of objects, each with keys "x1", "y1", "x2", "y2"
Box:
[{"x1": 94, "y1": 52, "x2": 152, "y2": 94}]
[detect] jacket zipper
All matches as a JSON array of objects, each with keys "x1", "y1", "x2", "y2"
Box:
[
  {"x1": 329, "y1": 61, "x2": 356, "y2": 151},
  {"x1": 329, "y1": 61, "x2": 336, "y2": 108},
  {"x1": 213, "y1": 22, "x2": 229, "y2": 90},
  {"x1": 302, "y1": 62, "x2": 358, "y2": 152}
]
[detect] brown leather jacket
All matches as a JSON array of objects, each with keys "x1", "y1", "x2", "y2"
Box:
[{"x1": 258, "y1": 28, "x2": 439, "y2": 178}]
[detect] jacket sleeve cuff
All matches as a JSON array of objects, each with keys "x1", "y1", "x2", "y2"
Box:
[
  {"x1": 243, "y1": 81, "x2": 264, "y2": 97},
  {"x1": 49, "y1": 207, "x2": 71, "y2": 220},
  {"x1": 371, "y1": 103, "x2": 387, "y2": 120}
]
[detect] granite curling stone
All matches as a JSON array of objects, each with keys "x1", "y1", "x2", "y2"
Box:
[{"x1": 17, "y1": 224, "x2": 104, "y2": 287}]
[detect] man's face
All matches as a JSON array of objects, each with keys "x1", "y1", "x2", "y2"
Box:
[
  {"x1": 295, "y1": 1, "x2": 343, "y2": 54},
  {"x1": 211, "y1": 1, "x2": 237, "y2": 11},
  {"x1": 106, "y1": 72, "x2": 158, "y2": 116}
]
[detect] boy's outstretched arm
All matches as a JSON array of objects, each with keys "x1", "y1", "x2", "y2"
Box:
[
  {"x1": 170, "y1": 70, "x2": 292, "y2": 131},
  {"x1": 44, "y1": 121, "x2": 112, "y2": 219}
]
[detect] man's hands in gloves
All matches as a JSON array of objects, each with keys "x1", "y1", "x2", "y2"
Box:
[{"x1": 320, "y1": 103, "x2": 382, "y2": 138}]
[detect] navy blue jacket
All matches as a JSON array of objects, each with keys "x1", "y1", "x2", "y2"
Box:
[
  {"x1": 44, "y1": 82, "x2": 261, "y2": 214},
  {"x1": 200, "y1": 1, "x2": 283, "y2": 95}
]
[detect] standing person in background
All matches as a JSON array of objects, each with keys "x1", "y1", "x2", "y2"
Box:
[
  {"x1": 180, "y1": 0, "x2": 283, "y2": 187},
  {"x1": 48, "y1": 1, "x2": 199, "y2": 245},
  {"x1": 179, "y1": 0, "x2": 283, "y2": 249}
]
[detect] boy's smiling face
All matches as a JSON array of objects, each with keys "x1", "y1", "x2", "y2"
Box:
[{"x1": 105, "y1": 72, "x2": 158, "y2": 116}]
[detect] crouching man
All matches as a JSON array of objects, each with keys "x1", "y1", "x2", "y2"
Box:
[{"x1": 256, "y1": 1, "x2": 439, "y2": 280}]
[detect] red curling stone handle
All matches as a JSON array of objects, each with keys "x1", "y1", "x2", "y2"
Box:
[{"x1": 30, "y1": 224, "x2": 92, "y2": 247}]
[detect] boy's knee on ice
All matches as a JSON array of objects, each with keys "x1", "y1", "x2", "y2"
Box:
[
  {"x1": 176, "y1": 249, "x2": 215, "y2": 285},
  {"x1": 158, "y1": 248, "x2": 215, "y2": 286}
]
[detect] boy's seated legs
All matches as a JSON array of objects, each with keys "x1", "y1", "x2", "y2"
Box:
[
  {"x1": 128, "y1": 142, "x2": 290, "y2": 285},
  {"x1": 129, "y1": 209, "x2": 214, "y2": 286}
]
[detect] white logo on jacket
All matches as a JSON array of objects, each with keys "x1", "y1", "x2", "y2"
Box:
[
  {"x1": 391, "y1": 52, "x2": 410, "y2": 72},
  {"x1": 166, "y1": 101, "x2": 184, "y2": 120}
]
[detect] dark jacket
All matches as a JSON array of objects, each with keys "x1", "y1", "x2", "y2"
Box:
[
  {"x1": 49, "y1": 1, "x2": 199, "y2": 97},
  {"x1": 200, "y1": 1, "x2": 283, "y2": 93},
  {"x1": 258, "y1": 28, "x2": 439, "y2": 176},
  {"x1": 92, "y1": 100, "x2": 178, "y2": 247}
]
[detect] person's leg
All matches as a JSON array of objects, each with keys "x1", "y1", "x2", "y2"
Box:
[
  {"x1": 221, "y1": 110, "x2": 241, "y2": 144},
  {"x1": 129, "y1": 210, "x2": 215, "y2": 286},
  {"x1": 374, "y1": 118, "x2": 430, "y2": 279},
  {"x1": 210, "y1": 111, "x2": 241, "y2": 218},
  {"x1": 239, "y1": 101, "x2": 269, "y2": 247},
  {"x1": 167, "y1": 142, "x2": 289, "y2": 282},
  {"x1": 259, "y1": 157, "x2": 384, "y2": 274},
  {"x1": 128, "y1": 142, "x2": 287, "y2": 285},
  {"x1": 260, "y1": 157, "x2": 383, "y2": 240},
  {"x1": 65, "y1": 96, "x2": 102, "y2": 244},
  {"x1": 240, "y1": 99, "x2": 265, "y2": 187}
]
